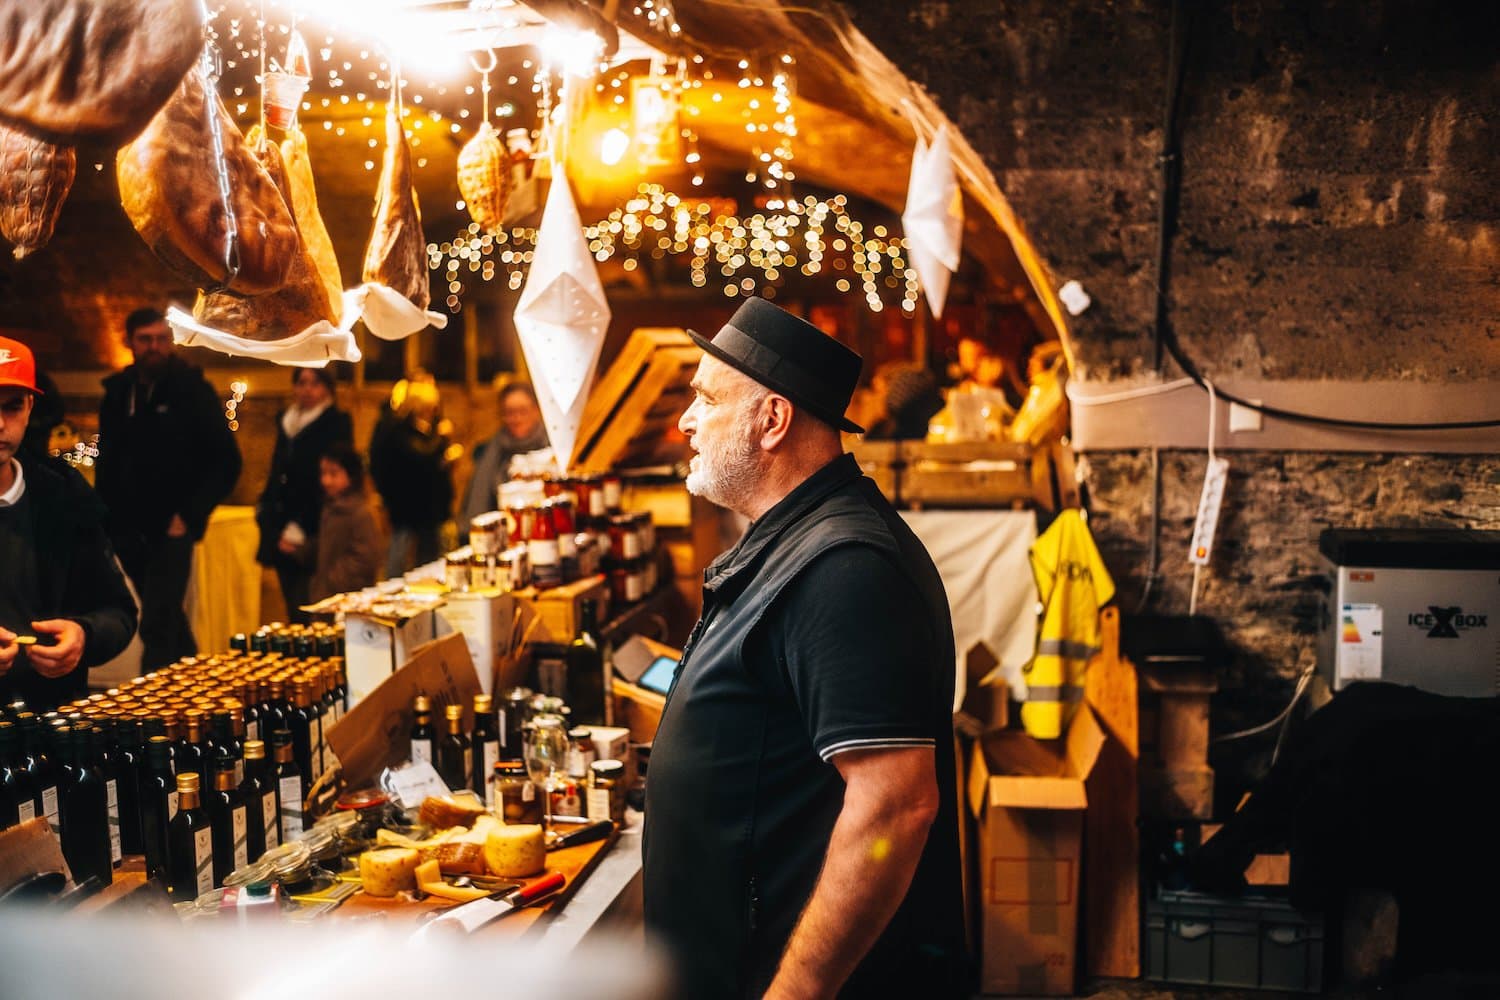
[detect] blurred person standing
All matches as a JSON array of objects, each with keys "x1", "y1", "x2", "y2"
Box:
[
  {"x1": 308, "y1": 442, "x2": 382, "y2": 603},
  {"x1": 96, "y1": 308, "x2": 241, "y2": 671},
  {"x1": 368, "y1": 373, "x2": 457, "y2": 577},
  {"x1": 0, "y1": 337, "x2": 137, "y2": 710},
  {"x1": 459, "y1": 380, "x2": 548, "y2": 529},
  {"x1": 255, "y1": 367, "x2": 352, "y2": 622}
]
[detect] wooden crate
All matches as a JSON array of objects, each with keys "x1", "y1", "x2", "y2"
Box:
[
  {"x1": 514, "y1": 574, "x2": 611, "y2": 643},
  {"x1": 849, "y1": 440, "x2": 902, "y2": 504},
  {"x1": 900, "y1": 441, "x2": 1035, "y2": 508},
  {"x1": 573, "y1": 327, "x2": 700, "y2": 473}
]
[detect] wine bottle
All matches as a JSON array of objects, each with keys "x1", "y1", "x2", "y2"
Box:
[
  {"x1": 207, "y1": 752, "x2": 248, "y2": 885},
  {"x1": 57, "y1": 725, "x2": 112, "y2": 886},
  {"x1": 88, "y1": 723, "x2": 122, "y2": 866},
  {"x1": 167, "y1": 772, "x2": 213, "y2": 899},
  {"x1": 471, "y1": 694, "x2": 500, "y2": 805},
  {"x1": 113, "y1": 718, "x2": 145, "y2": 858},
  {"x1": 16, "y1": 713, "x2": 59, "y2": 837},
  {"x1": 271, "y1": 729, "x2": 304, "y2": 842},
  {"x1": 0, "y1": 720, "x2": 37, "y2": 829},
  {"x1": 567, "y1": 599, "x2": 607, "y2": 725},
  {"x1": 178, "y1": 711, "x2": 210, "y2": 791},
  {"x1": 437, "y1": 704, "x2": 470, "y2": 791},
  {"x1": 409, "y1": 696, "x2": 435, "y2": 766},
  {"x1": 138, "y1": 736, "x2": 176, "y2": 882},
  {"x1": 240, "y1": 739, "x2": 277, "y2": 861}
]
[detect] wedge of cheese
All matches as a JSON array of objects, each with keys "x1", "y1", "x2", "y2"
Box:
[{"x1": 359, "y1": 847, "x2": 419, "y2": 897}]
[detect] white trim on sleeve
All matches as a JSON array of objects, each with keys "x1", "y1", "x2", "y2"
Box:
[{"x1": 818, "y1": 736, "x2": 935, "y2": 763}]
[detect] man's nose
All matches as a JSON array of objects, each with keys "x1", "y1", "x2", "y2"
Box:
[{"x1": 678, "y1": 404, "x2": 696, "y2": 436}]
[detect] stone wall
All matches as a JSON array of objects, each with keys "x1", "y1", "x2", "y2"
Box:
[{"x1": 850, "y1": 0, "x2": 1500, "y2": 723}]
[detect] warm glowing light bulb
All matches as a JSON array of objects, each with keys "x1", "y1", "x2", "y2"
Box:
[{"x1": 600, "y1": 128, "x2": 630, "y2": 166}]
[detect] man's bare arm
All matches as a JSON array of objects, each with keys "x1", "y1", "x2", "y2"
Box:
[{"x1": 764, "y1": 746, "x2": 938, "y2": 999}]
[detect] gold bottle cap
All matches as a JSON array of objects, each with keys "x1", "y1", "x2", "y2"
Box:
[
  {"x1": 176, "y1": 772, "x2": 200, "y2": 793},
  {"x1": 474, "y1": 693, "x2": 493, "y2": 713},
  {"x1": 445, "y1": 704, "x2": 463, "y2": 721},
  {"x1": 244, "y1": 740, "x2": 266, "y2": 760},
  {"x1": 413, "y1": 695, "x2": 431, "y2": 712}
]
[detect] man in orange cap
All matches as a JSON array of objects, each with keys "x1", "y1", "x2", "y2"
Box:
[{"x1": 0, "y1": 336, "x2": 137, "y2": 710}]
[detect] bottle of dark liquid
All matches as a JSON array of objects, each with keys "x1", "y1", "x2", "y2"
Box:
[
  {"x1": 178, "y1": 711, "x2": 210, "y2": 791},
  {"x1": 331, "y1": 658, "x2": 349, "y2": 722},
  {"x1": 307, "y1": 671, "x2": 329, "y2": 780},
  {"x1": 208, "y1": 709, "x2": 244, "y2": 788},
  {"x1": 271, "y1": 729, "x2": 304, "y2": 842},
  {"x1": 113, "y1": 718, "x2": 145, "y2": 858},
  {"x1": 1, "y1": 720, "x2": 38, "y2": 829},
  {"x1": 16, "y1": 713, "x2": 60, "y2": 836},
  {"x1": 471, "y1": 694, "x2": 500, "y2": 804},
  {"x1": 262, "y1": 677, "x2": 289, "y2": 737},
  {"x1": 207, "y1": 751, "x2": 248, "y2": 885},
  {"x1": 437, "y1": 704, "x2": 471, "y2": 791},
  {"x1": 89, "y1": 722, "x2": 122, "y2": 866},
  {"x1": 567, "y1": 599, "x2": 607, "y2": 725},
  {"x1": 57, "y1": 725, "x2": 112, "y2": 886},
  {"x1": 409, "y1": 696, "x2": 436, "y2": 767},
  {"x1": 287, "y1": 681, "x2": 316, "y2": 789},
  {"x1": 242, "y1": 738, "x2": 279, "y2": 858},
  {"x1": 500, "y1": 687, "x2": 532, "y2": 763},
  {"x1": 168, "y1": 772, "x2": 213, "y2": 899},
  {"x1": 138, "y1": 735, "x2": 177, "y2": 881}
]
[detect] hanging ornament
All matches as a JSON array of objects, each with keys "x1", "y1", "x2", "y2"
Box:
[
  {"x1": 514, "y1": 172, "x2": 611, "y2": 471},
  {"x1": 456, "y1": 49, "x2": 512, "y2": 233},
  {"x1": 901, "y1": 124, "x2": 963, "y2": 318}
]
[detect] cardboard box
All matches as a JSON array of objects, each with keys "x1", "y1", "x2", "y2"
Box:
[
  {"x1": 325, "y1": 633, "x2": 483, "y2": 792},
  {"x1": 968, "y1": 706, "x2": 1106, "y2": 995},
  {"x1": 344, "y1": 608, "x2": 437, "y2": 705},
  {"x1": 514, "y1": 574, "x2": 610, "y2": 643},
  {"x1": 435, "y1": 591, "x2": 525, "y2": 696}
]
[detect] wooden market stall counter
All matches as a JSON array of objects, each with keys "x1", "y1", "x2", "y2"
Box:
[{"x1": 80, "y1": 818, "x2": 632, "y2": 940}]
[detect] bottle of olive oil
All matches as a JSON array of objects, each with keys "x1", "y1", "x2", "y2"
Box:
[{"x1": 168, "y1": 772, "x2": 214, "y2": 899}]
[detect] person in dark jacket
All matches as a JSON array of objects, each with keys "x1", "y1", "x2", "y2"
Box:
[
  {"x1": 309, "y1": 442, "x2": 383, "y2": 602},
  {"x1": 95, "y1": 308, "x2": 241, "y2": 671},
  {"x1": 459, "y1": 380, "x2": 548, "y2": 530},
  {"x1": 256, "y1": 366, "x2": 353, "y2": 622},
  {"x1": 0, "y1": 336, "x2": 137, "y2": 711},
  {"x1": 368, "y1": 373, "x2": 456, "y2": 577}
]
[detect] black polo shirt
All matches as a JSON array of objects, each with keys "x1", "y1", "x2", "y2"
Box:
[{"x1": 643, "y1": 453, "x2": 966, "y2": 998}]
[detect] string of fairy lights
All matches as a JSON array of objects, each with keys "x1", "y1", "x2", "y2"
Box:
[
  {"x1": 431, "y1": 184, "x2": 920, "y2": 314},
  {"x1": 103, "y1": 1, "x2": 925, "y2": 320}
]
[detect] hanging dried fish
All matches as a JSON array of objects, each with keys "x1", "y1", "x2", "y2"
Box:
[{"x1": 0, "y1": 122, "x2": 75, "y2": 259}]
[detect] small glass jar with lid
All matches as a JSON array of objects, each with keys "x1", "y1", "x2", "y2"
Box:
[
  {"x1": 587, "y1": 759, "x2": 625, "y2": 824},
  {"x1": 491, "y1": 760, "x2": 543, "y2": 824}
]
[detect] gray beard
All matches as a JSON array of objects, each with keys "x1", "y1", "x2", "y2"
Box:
[{"x1": 684, "y1": 408, "x2": 764, "y2": 512}]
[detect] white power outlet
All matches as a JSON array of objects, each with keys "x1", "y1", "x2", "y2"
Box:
[
  {"x1": 1229, "y1": 400, "x2": 1263, "y2": 433},
  {"x1": 1188, "y1": 457, "x2": 1230, "y2": 566}
]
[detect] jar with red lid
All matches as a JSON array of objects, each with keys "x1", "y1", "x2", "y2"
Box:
[
  {"x1": 507, "y1": 503, "x2": 538, "y2": 546},
  {"x1": 529, "y1": 507, "x2": 562, "y2": 590},
  {"x1": 607, "y1": 513, "x2": 641, "y2": 561}
]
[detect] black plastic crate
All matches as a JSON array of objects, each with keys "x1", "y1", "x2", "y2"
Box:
[{"x1": 1145, "y1": 890, "x2": 1324, "y2": 992}]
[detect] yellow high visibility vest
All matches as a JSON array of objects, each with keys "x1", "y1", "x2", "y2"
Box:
[{"x1": 1021, "y1": 509, "x2": 1115, "y2": 740}]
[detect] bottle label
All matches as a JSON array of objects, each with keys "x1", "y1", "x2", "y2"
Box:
[
  {"x1": 410, "y1": 741, "x2": 431, "y2": 766},
  {"x1": 18, "y1": 799, "x2": 35, "y2": 823},
  {"x1": 234, "y1": 759, "x2": 245, "y2": 788},
  {"x1": 279, "y1": 775, "x2": 303, "y2": 840},
  {"x1": 463, "y1": 747, "x2": 472, "y2": 787},
  {"x1": 482, "y1": 741, "x2": 500, "y2": 805},
  {"x1": 41, "y1": 785, "x2": 59, "y2": 835},
  {"x1": 232, "y1": 805, "x2": 248, "y2": 869},
  {"x1": 193, "y1": 826, "x2": 213, "y2": 895},
  {"x1": 167, "y1": 790, "x2": 179, "y2": 822},
  {"x1": 622, "y1": 533, "x2": 641, "y2": 560},
  {"x1": 247, "y1": 720, "x2": 260, "y2": 743},
  {"x1": 529, "y1": 538, "x2": 561, "y2": 566},
  {"x1": 522, "y1": 780, "x2": 535, "y2": 802},
  {"x1": 262, "y1": 790, "x2": 279, "y2": 849},
  {"x1": 587, "y1": 787, "x2": 611, "y2": 822},
  {"x1": 106, "y1": 778, "x2": 122, "y2": 863},
  {"x1": 566, "y1": 747, "x2": 586, "y2": 778}
]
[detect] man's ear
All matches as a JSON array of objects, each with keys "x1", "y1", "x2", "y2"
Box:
[{"x1": 760, "y1": 394, "x2": 796, "y2": 451}]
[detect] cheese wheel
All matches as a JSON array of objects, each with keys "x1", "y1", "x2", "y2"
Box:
[
  {"x1": 484, "y1": 824, "x2": 545, "y2": 878},
  {"x1": 358, "y1": 847, "x2": 419, "y2": 897}
]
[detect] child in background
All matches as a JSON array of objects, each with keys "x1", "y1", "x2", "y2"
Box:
[{"x1": 309, "y1": 442, "x2": 384, "y2": 602}]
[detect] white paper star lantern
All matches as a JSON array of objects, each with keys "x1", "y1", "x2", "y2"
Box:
[
  {"x1": 901, "y1": 124, "x2": 964, "y2": 319},
  {"x1": 515, "y1": 173, "x2": 612, "y2": 470}
]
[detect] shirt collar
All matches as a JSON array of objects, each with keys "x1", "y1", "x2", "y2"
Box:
[
  {"x1": 0, "y1": 458, "x2": 26, "y2": 507},
  {"x1": 703, "y1": 452, "x2": 862, "y2": 592}
]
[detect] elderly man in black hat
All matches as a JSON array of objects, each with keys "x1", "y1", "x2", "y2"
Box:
[{"x1": 642, "y1": 298, "x2": 967, "y2": 998}]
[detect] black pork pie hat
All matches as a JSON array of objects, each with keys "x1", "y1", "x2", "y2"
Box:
[{"x1": 688, "y1": 297, "x2": 866, "y2": 434}]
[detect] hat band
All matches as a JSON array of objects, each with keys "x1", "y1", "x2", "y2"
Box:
[{"x1": 712, "y1": 322, "x2": 840, "y2": 420}]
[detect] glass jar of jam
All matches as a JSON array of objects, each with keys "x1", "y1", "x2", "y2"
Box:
[
  {"x1": 601, "y1": 473, "x2": 623, "y2": 514},
  {"x1": 607, "y1": 514, "x2": 641, "y2": 561},
  {"x1": 587, "y1": 759, "x2": 625, "y2": 824}
]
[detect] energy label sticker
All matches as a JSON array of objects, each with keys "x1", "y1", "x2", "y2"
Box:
[{"x1": 1337, "y1": 603, "x2": 1383, "y2": 683}]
